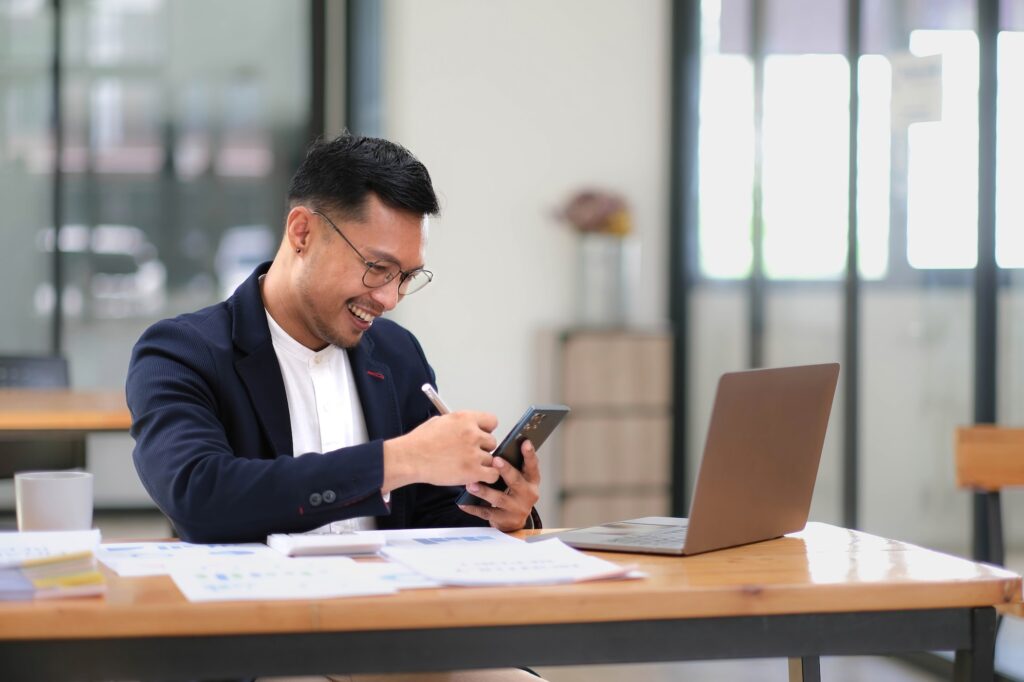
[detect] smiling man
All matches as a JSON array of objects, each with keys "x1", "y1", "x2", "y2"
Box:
[{"x1": 126, "y1": 133, "x2": 541, "y2": 547}]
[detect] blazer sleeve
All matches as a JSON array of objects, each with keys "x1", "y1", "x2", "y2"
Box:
[{"x1": 126, "y1": 318, "x2": 390, "y2": 543}]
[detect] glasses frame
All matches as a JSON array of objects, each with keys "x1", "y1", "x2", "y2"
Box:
[{"x1": 311, "y1": 209, "x2": 433, "y2": 295}]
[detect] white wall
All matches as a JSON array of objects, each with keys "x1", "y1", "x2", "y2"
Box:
[{"x1": 380, "y1": 0, "x2": 672, "y2": 519}]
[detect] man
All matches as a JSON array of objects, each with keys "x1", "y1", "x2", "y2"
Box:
[
  {"x1": 128, "y1": 132, "x2": 540, "y2": 542},
  {"x1": 126, "y1": 134, "x2": 544, "y2": 680}
]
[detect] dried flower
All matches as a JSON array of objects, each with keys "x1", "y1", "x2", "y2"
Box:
[{"x1": 557, "y1": 189, "x2": 632, "y2": 236}]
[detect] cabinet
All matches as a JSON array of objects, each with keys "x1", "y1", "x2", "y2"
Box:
[{"x1": 554, "y1": 329, "x2": 673, "y2": 527}]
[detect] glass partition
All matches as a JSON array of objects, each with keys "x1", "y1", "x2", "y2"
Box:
[
  {"x1": 0, "y1": 0, "x2": 313, "y2": 510},
  {"x1": 0, "y1": 0, "x2": 54, "y2": 353},
  {"x1": 859, "y1": 0, "x2": 976, "y2": 552}
]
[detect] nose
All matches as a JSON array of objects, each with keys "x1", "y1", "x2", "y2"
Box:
[{"x1": 368, "y1": 277, "x2": 402, "y2": 311}]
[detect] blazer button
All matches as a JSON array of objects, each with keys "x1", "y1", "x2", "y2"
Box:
[
  {"x1": 309, "y1": 492, "x2": 323, "y2": 507},
  {"x1": 322, "y1": 490, "x2": 337, "y2": 504}
]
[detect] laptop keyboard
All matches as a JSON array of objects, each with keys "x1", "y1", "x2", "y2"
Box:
[{"x1": 600, "y1": 525, "x2": 688, "y2": 548}]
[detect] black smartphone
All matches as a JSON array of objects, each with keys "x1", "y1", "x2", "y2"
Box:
[{"x1": 456, "y1": 404, "x2": 570, "y2": 507}]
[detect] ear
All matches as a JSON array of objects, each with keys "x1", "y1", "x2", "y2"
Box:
[{"x1": 285, "y1": 206, "x2": 314, "y2": 254}]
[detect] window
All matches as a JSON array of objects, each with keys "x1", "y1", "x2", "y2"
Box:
[{"x1": 698, "y1": 0, "x2": 1020, "y2": 280}]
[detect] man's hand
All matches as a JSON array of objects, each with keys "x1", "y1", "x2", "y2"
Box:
[
  {"x1": 458, "y1": 439, "x2": 540, "y2": 532},
  {"x1": 382, "y1": 411, "x2": 500, "y2": 492}
]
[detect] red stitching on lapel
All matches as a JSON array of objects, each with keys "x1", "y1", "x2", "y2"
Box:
[{"x1": 366, "y1": 370, "x2": 385, "y2": 380}]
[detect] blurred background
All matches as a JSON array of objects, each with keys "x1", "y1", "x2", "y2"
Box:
[{"x1": 1, "y1": 0, "x2": 1023, "y2": 676}]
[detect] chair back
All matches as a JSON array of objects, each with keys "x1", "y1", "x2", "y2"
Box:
[{"x1": 956, "y1": 425, "x2": 1024, "y2": 492}]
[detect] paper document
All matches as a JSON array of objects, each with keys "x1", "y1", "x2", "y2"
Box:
[
  {"x1": 97, "y1": 541, "x2": 281, "y2": 577},
  {"x1": 370, "y1": 526, "x2": 523, "y2": 549},
  {"x1": 169, "y1": 556, "x2": 395, "y2": 602},
  {"x1": 0, "y1": 529, "x2": 101, "y2": 567},
  {"x1": 358, "y1": 561, "x2": 442, "y2": 590},
  {"x1": 267, "y1": 532, "x2": 385, "y2": 557},
  {"x1": 381, "y1": 538, "x2": 639, "y2": 587}
]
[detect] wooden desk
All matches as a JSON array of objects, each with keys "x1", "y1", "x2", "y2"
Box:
[
  {"x1": 0, "y1": 523, "x2": 1019, "y2": 681},
  {"x1": 0, "y1": 389, "x2": 131, "y2": 435}
]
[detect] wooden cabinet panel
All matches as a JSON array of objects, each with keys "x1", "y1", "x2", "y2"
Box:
[
  {"x1": 562, "y1": 492, "x2": 670, "y2": 528},
  {"x1": 561, "y1": 415, "x2": 670, "y2": 489},
  {"x1": 554, "y1": 329, "x2": 672, "y2": 527}
]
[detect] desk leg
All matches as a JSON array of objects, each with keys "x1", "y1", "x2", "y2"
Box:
[
  {"x1": 787, "y1": 656, "x2": 821, "y2": 682},
  {"x1": 953, "y1": 607, "x2": 997, "y2": 682}
]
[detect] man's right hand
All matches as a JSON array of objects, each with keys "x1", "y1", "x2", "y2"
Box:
[{"x1": 382, "y1": 411, "x2": 500, "y2": 493}]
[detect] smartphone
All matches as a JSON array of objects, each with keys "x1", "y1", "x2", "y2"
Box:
[{"x1": 456, "y1": 404, "x2": 570, "y2": 507}]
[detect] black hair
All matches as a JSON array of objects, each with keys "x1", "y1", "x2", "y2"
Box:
[{"x1": 287, "y1": 132, "x2": 440, "y2": 220}]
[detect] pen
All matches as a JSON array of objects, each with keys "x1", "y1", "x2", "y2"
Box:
[{"x1": 421, "y1": 383, "x2": 452, "y2": 415}]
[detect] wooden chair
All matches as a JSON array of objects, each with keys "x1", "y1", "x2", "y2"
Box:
[
  {"x1": 956, "y1": 426, "x2": 1024, "y2": 569},
  {"x1": 0, "y1": 355, "x2": 87, "y2": 480}
]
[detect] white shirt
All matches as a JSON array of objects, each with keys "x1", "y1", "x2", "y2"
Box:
[{"x1": 265, "y1": 310, "x2": 378, "y2": 533}]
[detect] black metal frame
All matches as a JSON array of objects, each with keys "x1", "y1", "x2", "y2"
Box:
[
  {"x1": 49, "y1": 0, "x2": 63, "y2": 356},
  {"x1": 309, "y1": 0, "x2": 326, "y2": 141},
  {"x1": 843, "y1": 0, "x2": 863, "y2": 532},
  {"x1": 345, "y1": 0, "x2": 383, "y2": 137},
  {"x1": 973, "y1": 0, "x2": 1001, "y2": 566},
  {"x1": 668, "y1": 0, "x2": 700, "y2": 516},
  {"x1": 0, "y1": 607, "x2": 998, "y2": 681}
]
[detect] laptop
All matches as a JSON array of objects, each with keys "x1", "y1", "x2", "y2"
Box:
[{"x1": 540, "y1": 363, "x2": 840, "y2": 556}]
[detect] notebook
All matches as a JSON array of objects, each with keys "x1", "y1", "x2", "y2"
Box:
[{"x1": 540, "y1": 363, "x2": 840, "y2": 556}]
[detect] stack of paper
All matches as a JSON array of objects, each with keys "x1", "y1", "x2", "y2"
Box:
[
  {"x1": 0, "y1": 551, "x2": 105, "y2": 600},
  {"x1": 168, "y1": 556, "x2": 395, "y2": 602},
  {"x1": 381, "y1": 537, "x2": 638, "y2": 587},
  {"x1": 97, "y1": 541, "x2": 282, "y2": 577},
  {"x1": 267, "y1": 532, "x2": 385, "y2": 557},
  {"x1": 0, "y1": 530, "x2": 105, "y2": 601}
]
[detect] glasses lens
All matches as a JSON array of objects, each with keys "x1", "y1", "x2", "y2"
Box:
[
  {"x1": 362, "y1": 262, "x2": 400, "y2": 288},
  {"x1": 399, "y1": 269, "x2": 433, "y2": 295}
]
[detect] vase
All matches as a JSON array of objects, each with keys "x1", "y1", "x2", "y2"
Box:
[{"x1": 575, "y1": 233, "x2": 640, "y2": 327}]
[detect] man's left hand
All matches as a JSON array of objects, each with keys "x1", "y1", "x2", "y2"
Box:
[{"x1": 458, "y1": 439, "x2": 540, "y2": 531}]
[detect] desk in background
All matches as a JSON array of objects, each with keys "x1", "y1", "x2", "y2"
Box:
[
  {"x1": 0, "y1": 388, "x2": 136, "y2": 512},
  {"x1": 0, "y1": 522, "x2": 1019, "y2": 681},
  {"x1": 0, "y1": 389, "x2": 131, "y2": 436}
]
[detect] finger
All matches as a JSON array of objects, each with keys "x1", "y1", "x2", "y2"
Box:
[
  {"x1": 472, "y1": 463, "x2": 500, "y2": 484},
  {"x1": 519, "y1": 440, "x2": 541, "y2": 483},
  {"x1": 493, "y1": 456, "x2": 524, "y2": 490},
  {"x1": 466, "y1": 482, "x2": 507, "y2": 507},
  {"x1": 478, "y1": 432, "x2": 498, "y2": 452},
  {"x1": 457, "y1": 504, "x2": 491, "y2": 521},
  {"x1": 464, "y1": 411, "x2": 498, "y2": 433},
  {"x1": 486, "y1": 506, "x2": 528, "y2": 533}
]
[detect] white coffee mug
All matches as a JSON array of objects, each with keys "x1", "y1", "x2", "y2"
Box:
[{"x1": 15, "y1": 470, "x2": 94, "y2": 532}]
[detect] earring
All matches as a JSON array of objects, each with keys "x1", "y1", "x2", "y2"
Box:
[{"x1": 296, "y1": 248, "x2": 302, "y2": 254}]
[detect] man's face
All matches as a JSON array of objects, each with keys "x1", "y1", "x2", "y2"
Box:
[{"x1": 296, "y1": 194, "x2": 427, "y2": 349}]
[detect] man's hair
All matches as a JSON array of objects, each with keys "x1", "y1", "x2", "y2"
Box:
[{"x1": 287, "y1": 132, "x2": 440, "y2": 220}]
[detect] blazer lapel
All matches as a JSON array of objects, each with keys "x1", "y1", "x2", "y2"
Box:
[
  {"x1": 236, "y1": 345, "x2": 293, "y2": 456},
  {"x1": 231, "y1": 263, "x2": 293, "y2": 456},
  {"x1": 348, "y1": 334, "x2": 402, "y2": 441},
  {"x1": 349, "y1": 333, "x2": 408, "y2": 526}
]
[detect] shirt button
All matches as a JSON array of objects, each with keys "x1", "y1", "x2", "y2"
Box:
[
  {"x1": 309, "y1": 492, "x2": 323, "y2": 507},
  {"x1": 322, "y1": 490, "x2": 337, "y2": 504}
]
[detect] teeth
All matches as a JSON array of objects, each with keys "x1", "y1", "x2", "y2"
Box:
[{"x1": 348, "y1": 304, "x2": 375, "y2": 323}]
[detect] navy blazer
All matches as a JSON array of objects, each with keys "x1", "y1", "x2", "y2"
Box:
[{"x1": 126, "y1": 262, "x2": 488, "y2": 543}]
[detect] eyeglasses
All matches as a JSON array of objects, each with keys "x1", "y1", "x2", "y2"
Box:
[{"x1": 312, "y1": 210, "x2": 433, "y2": 296}]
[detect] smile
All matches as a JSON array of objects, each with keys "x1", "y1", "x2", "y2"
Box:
[{"x1": 348, "y1": 303, "x2": 377, "y2": 324}]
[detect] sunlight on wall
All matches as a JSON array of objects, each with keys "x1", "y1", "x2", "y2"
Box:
[
  {"x1": 997, "y1": 32, "x2": 1024, "y2": 268},
  {"x1": 906, "y1": 30, "x2": 979, "y2": 270}
]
